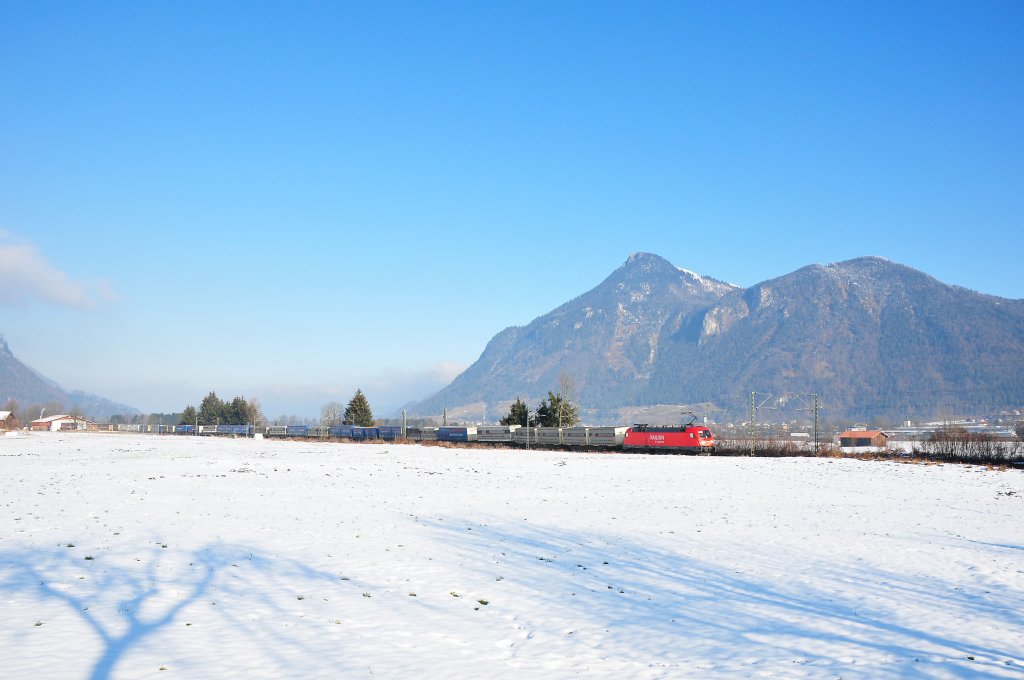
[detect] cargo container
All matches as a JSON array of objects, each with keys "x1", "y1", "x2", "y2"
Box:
[
  {"x1": 378, "y1": 426, "x2": 403, "y2": 440},
  {"x1": 437, "y1": 426, "x2": 478, "y2": 442},
  {"x1": 286, "y1": 425, "x2": 309, "y2": 437},
  {"x1": 537, "y1": 427, "x2": 564, "y2": 446},
  {"x1": 417, "y1": 427, "x2": 438, "y2": 441},
  {"x1": 267, "y1": 425, "x2": 288, "y2": 437},
  {"x1": 328, "y1": 425, "x2": 353, "y2": 438},
  {"x1": 307, "y1": 426, "x2": 329, "y2": 438},
  {"x1": 589, "y1": 426, "x2": 629, "y2": 447},
  {"x1": 477, "y1": 425, "x2": 519, "y2": 442},
  {"x1": 563, "y1": 426, "x2": 590, "y2": 446},
  {"x1": 512, "y1": 427, "x2": 539, "y2": 445},
  {"x1": 351, "y1": 426, "x2": 380, "y2": 440}
]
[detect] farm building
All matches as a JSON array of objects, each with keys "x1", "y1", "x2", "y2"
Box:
[
  {"x1": 838, "y1": 430, "x2": 889, "y2": 448},
  {"x1": 0, "y1": 410, "x2": 16, "y2": 430},
  {"x1": 29, "y1": 414, "x2": 89, "y2": 432}
]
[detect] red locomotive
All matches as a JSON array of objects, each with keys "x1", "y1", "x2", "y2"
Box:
[{"x1": 623, "y1": 413, "x2": 716, "y2": 453}]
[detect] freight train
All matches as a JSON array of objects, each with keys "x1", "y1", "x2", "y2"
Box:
[{"x1": 174, "y1": 414, "x2": 717, "y2": 454}]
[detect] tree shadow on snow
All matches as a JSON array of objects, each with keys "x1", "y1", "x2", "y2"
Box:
[
  {"x1": 423, "y1": 518, "x2": 1024, "y2": 677},
  {"x1": 0, "y1": 542, "x2": 361, "y2": 680}
]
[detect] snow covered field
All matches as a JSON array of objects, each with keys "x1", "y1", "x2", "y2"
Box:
[{"x1": 1, "y1": 433, "x2": 1022, "y2": 679}]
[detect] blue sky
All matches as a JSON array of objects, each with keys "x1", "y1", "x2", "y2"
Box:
[{"x1": 2, "y1": 1, "x2": 1022, "y2": 418}]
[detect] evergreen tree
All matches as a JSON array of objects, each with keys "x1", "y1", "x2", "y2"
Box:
[
  {"x1": 344, "y1": 389, "x2": 375, "y2": 426},
  {"x1": 535, "y1": 390, "x2": 580, "y2": 427},
  {"x1": 500, "y1": 397, "x2": 530, "y2": 427},
  {"x1": 225, "y1": 396, "x2": 249, "y2": 425},
  {"x1": 198, "y1": 391, "x2": 225, "y2": 426},
  {"x1": 180, "y1": 405, "x2": 197, "y2": 426}
]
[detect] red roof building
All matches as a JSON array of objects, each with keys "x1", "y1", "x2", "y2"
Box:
[{"x1": 838, "y1": 430, "x2": 889, "y2": 448}]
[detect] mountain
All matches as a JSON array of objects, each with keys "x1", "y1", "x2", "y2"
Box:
[
  {"x1": 412, "y1": 253, "x2": 737, "y2": 421},
  {"x1": 411, "y1": 254, "x2": 1024, "y2": 422},
  {"x1": 650, "y1": 256, "x2": 1024, "y2": 418},
  {"x1": 0, "y1": 336, "x2": 138, "y2": 420}
]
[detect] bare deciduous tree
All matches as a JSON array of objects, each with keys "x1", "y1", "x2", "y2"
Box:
[{"x1": 320, "y1": 401, "x2": 344, "y2": 427}]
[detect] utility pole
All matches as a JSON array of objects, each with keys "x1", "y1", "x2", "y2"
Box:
[
  {"x1": 813, "y1": 393, "x2": 820, "y2": 455},
  {"x1": 791, "y1": 392, "x2": 821, "y2": 455},
  {"x1": 402, "y1": 409, "x2": 407, "y2": 439},
  {"x1": 750, "y1": 392, "x2": 755, "y2": 456},
  {"x1": 750, "y1": 392, "x2": 774, "y2": 456}
]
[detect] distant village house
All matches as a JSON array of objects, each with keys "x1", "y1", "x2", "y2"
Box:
[
  {"x1": 29, "y1": 414, "x2": 89, "y2": 432},
  {"x1": 0, "y1": 410, "x2": 16, "y2": 430}
]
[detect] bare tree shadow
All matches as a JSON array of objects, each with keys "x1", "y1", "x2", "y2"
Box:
[
  {"x1": 0, "y1": 542, "x2": 359, "y2": 680},
  {"x1": 422, "y1": 518, "x2": 1024, "y2": 677}
]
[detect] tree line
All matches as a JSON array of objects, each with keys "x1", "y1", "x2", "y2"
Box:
[{"x1": 179, "y1": 392, "x2": 264, "y2": 427}]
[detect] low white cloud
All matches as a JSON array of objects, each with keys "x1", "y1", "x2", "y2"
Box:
[{"x1": 0, "y1": 233, "x2": 112, "y2": 309}]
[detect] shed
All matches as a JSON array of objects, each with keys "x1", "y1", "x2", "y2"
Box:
[{"x1": 838, "y1": 430, "x2": 889, "y2": 448}]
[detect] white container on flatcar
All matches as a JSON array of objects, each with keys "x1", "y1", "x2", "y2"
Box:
[
  {"x1": 478, "y1": 425, "x2": 519, "y2": 442},
  {"x1": 537, "y1": 427, "x2": 564, "y2": 445},
  {"x1": 589, "y1": 426, "x2": 629, "y2": 447},
  {"x1": 512, "y1": 427, "x2": 539, "y2": 445},
  {"x1": 563, "y1": 426, "x2": 590, "y2": 446}
]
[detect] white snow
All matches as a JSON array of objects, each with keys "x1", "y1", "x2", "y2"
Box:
[
  {"x1": 2, "y1": 433, "x2": 1022, "y2": 678},
  {"x1": 677, "y1": 267, "x2": 739, "y2": 294}
]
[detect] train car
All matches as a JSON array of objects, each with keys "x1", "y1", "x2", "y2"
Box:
[
  {"x1": 216, "y1": 424, "x2": 251, "y2": 436},
  {"x1": 266, "y1": 425, "x2": 288, "y2": 437},
  {"x1": 511, "y1": 427, "x2": 539, "y2": 446},
  {"x1": 537, "y1": 427, "x2": 564, "y2": 446},
  {"x1": 478, "y1": 425, "x2": 519, "y2": 443},
  {"x1": 307, "y1": 426, "x2": 329, "y2": 438},
  {"x1": 563, "y1": 426, "x2": 590, "y2": 446},
  {"x1": 328, "y1": 425, "x2": 354, "y2": 438},
  {"x1": 379, "y1": 426, "x2": 403, "y2": 440},
  {"x1": 623, "y1": 423, "x2": 716, "y2": 453},
  {"x1": 590, "y1": 426, "x2": 629, "y2": 447},
  {"x1": 350, "y1": 426, "x2": 380, "y2": 440},
  {"x1": 437, "y1": 427, "x2": 478, "y2": 442},
  {"x1": 286, "y1": 425, "x2": 309, "y2": 437}
]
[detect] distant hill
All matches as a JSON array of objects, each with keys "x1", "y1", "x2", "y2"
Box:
[
  {"x1": 0, "y1": 336, "x2": 137, "y2": 421},
  {"x1": 410, "y1": 254, "x2": 1024, "y2": 422}
]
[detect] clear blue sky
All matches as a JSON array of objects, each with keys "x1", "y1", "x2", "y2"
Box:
[{"x1": 2, "y1": 1, "x2": 1022, "y2": 418}]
